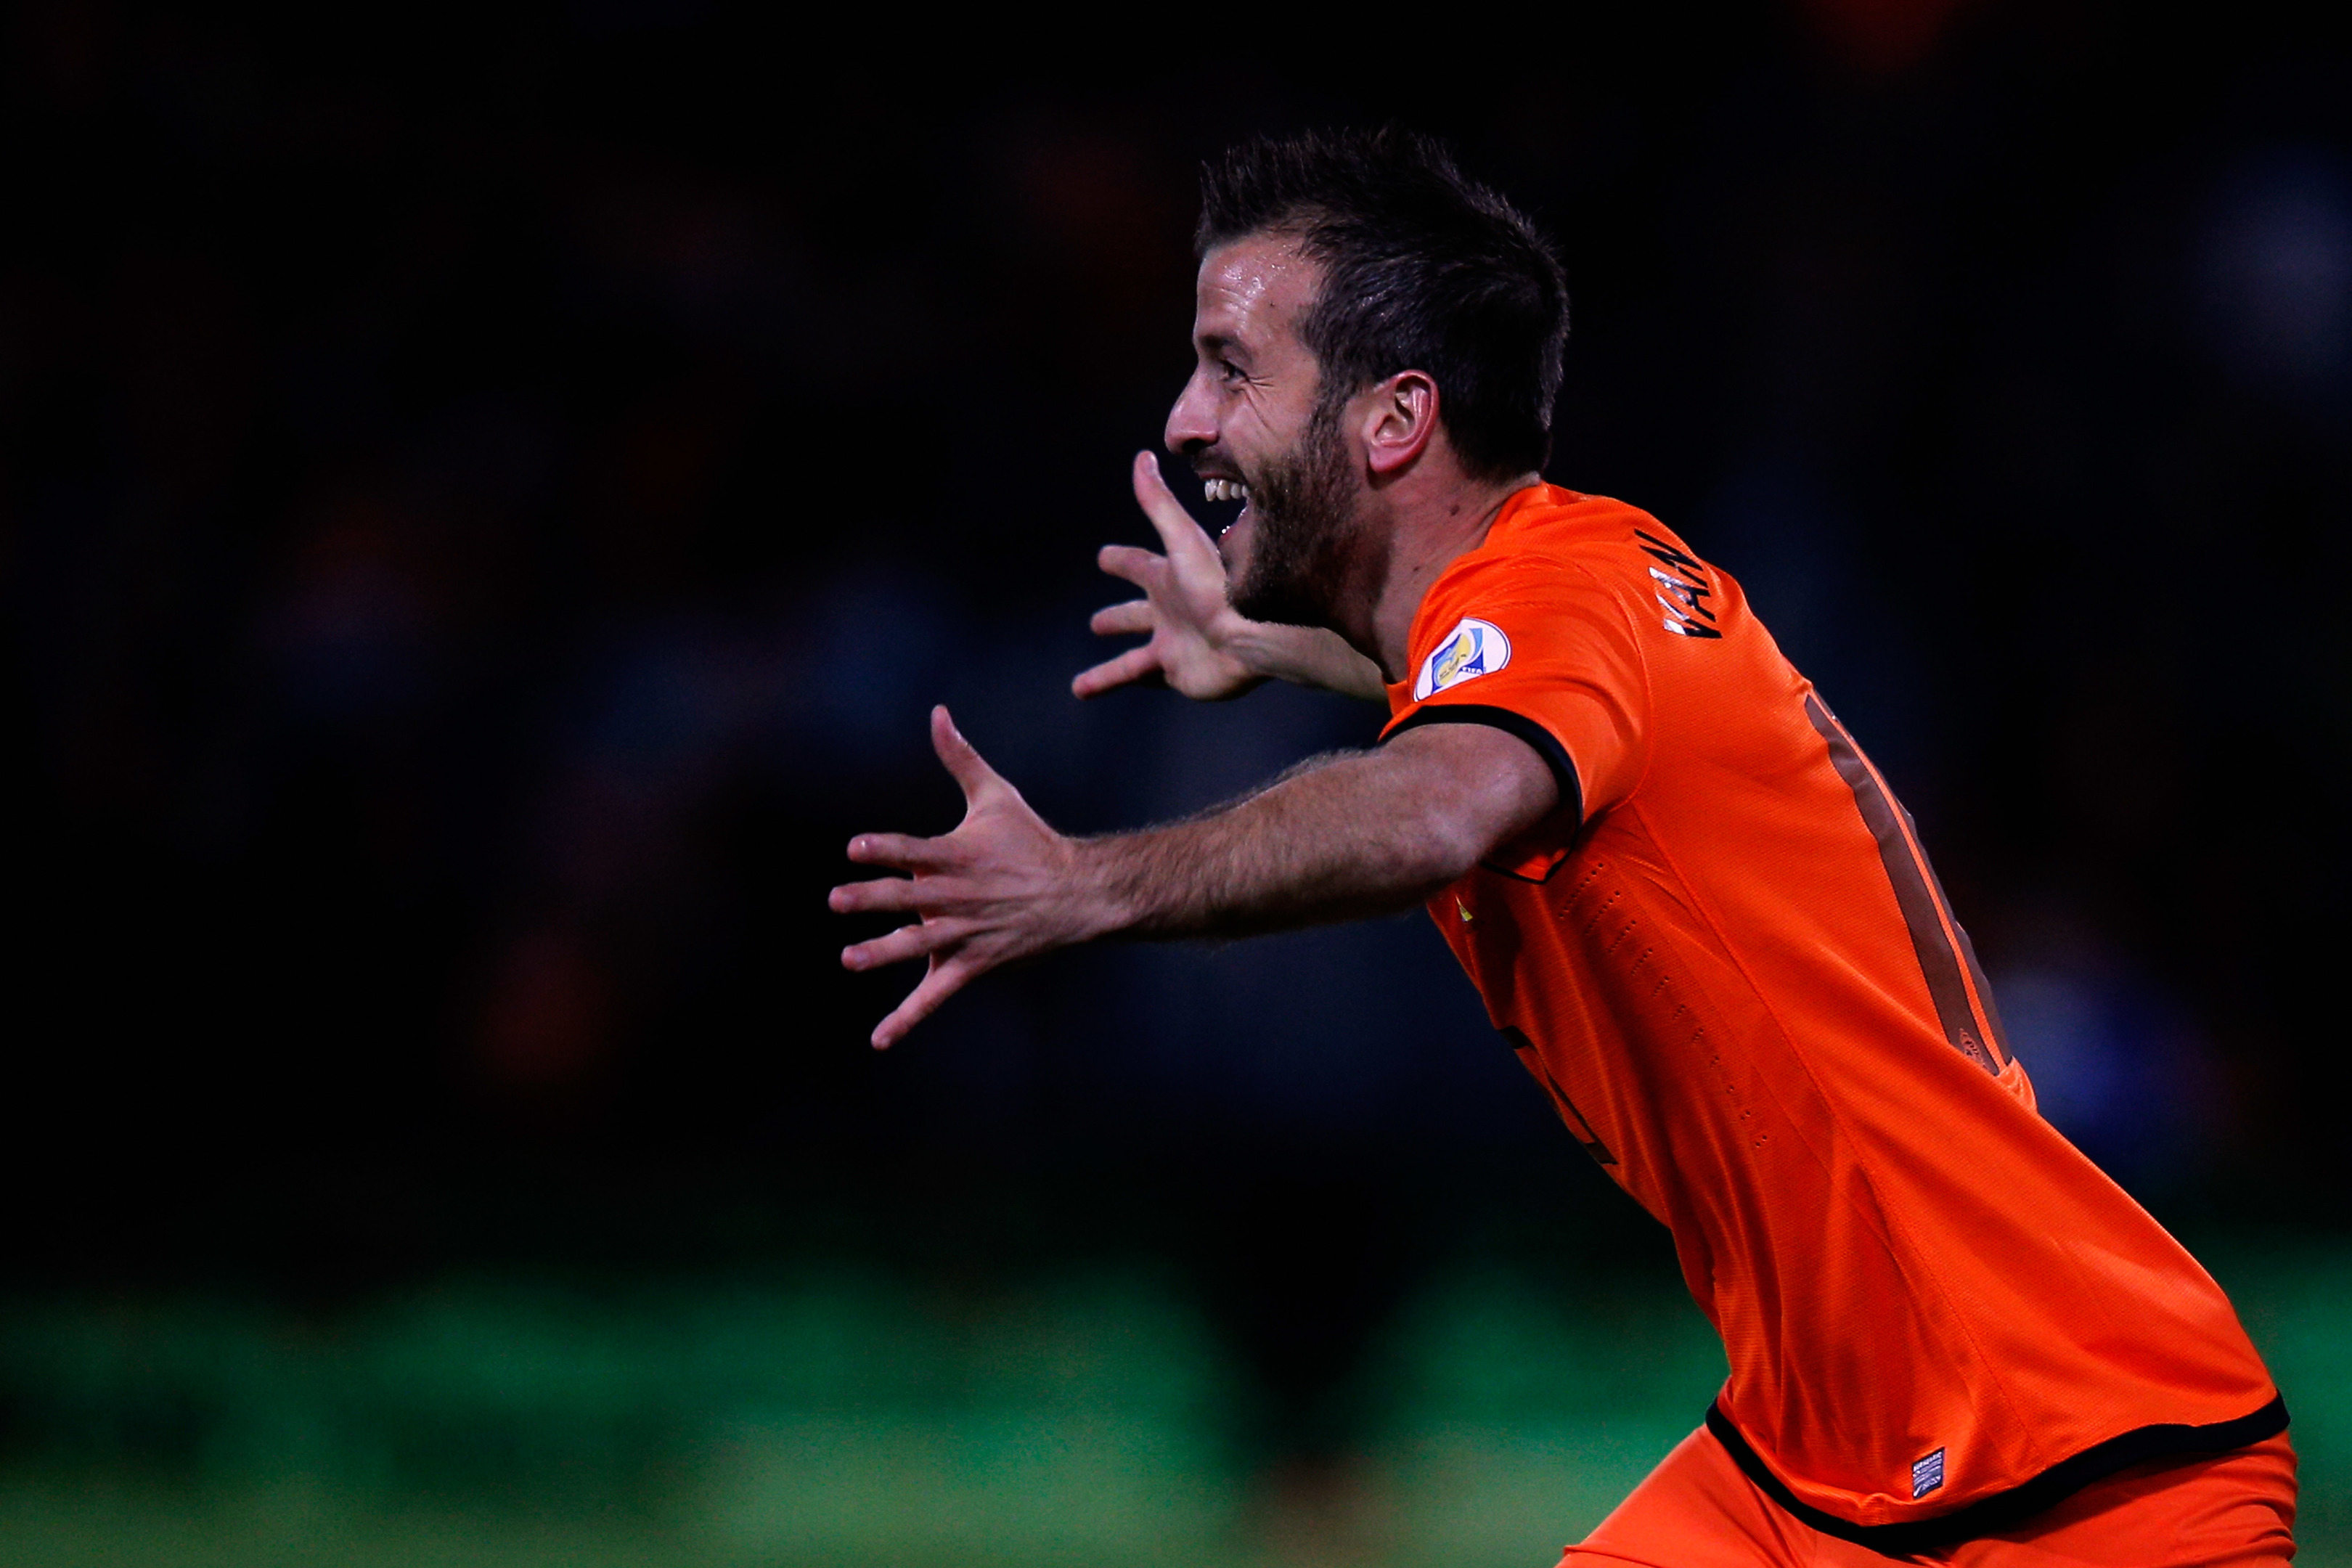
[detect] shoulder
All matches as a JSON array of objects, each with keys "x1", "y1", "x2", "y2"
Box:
[
  {"x1": 1402, "y1": 489, "x2": 1740, "y2": 698},
  {"x1": 1513, "y1": 489, "x2": 1708, "y2": 586},
  {"x1": 1416, "y1": 489, "x2": 1701, "y2": 625}
]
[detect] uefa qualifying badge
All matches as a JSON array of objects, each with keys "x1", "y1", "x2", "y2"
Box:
[{"x1": 1413, "y1": 618, "x2": 1511, "y2": 701}]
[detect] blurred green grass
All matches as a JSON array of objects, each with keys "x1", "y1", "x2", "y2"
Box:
[{"x1": 0, "y1": 1240, "x2": 2343, "y2": 1567}]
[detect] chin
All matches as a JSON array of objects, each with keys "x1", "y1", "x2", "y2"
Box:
[{"x1": 1230, "y1": 575, "x2": 1333, "y2": 629}]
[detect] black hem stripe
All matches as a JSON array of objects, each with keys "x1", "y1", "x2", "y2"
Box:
[
  {"x1": 1704, "y1": 1394, "x2": 2289, "y2": 1556},
  {"x1": 1384, "y1": 703, "x2": 1584, "y2": 830}
]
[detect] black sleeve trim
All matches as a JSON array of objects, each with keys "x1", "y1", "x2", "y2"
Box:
[
  {"x1": 1384, "y1": 703, "x2": 1583, "y2": 830},
  {"x1": 1704, "y1": 1393, "x2": 2288, "y2": 1556}
]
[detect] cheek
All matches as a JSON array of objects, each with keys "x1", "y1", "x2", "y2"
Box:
[
  {"x1": 1234, "y1": 385, "x2": 1314, "y2": 470},
  {"x1": 1223, "y1": 411, "x2": 1281, "y2": 478},
  {"x1": 1230, "y1": 391, "x2": 1278, "y2": 443}
]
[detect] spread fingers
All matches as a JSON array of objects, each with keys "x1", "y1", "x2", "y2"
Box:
[
  {"x1": 844, "y1": 833, "x2": 952, "y2": 872},
  {"x1": 841, "y1": 918, "x2": 968, "y2": 973},
  {"x1": 1097, "y1": 543, "x2": 1166, "y2": 591},
  {"x1": 1071, "y1": 645, "x2": 1162, "y2": 698},
  {"x1": 870, "y1": 955, "x2": 980, "y2": 1050},
  {"x1": 1090, "y1": 599, "x2": 1154, "y2": 637}
]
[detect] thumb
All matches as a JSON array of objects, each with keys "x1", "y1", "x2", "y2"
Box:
[
  {"x1": 1132, "y1": 450, "x2": 1212, "y2": 560},
  {"x1": 931, "y1": 705, "x2": 1001, "y2": 799}
]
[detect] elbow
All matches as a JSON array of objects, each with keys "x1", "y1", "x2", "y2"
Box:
[
  {"x1": 1397, "y1": 812, "x2": 1490, "y2": 895},
  {"x1": 1389, "y1": 772, "x2": 1556, "y2": 896}
]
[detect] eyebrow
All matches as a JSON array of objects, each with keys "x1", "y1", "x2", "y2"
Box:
[{"x1": 1196, "y1": 332, "x2": 1243, "y2": 359}]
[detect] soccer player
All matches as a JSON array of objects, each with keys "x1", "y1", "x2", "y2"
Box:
[{"x1": 830, "y1": 131, "x2": 2293, "y2": 1565}]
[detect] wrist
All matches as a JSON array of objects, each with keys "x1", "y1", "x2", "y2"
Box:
[
  {"x1": 1223, "y1": 618, "x2": 1304, "y2": 685},
  {"x1": 1064, "y1": 834, "x2": 1144, "y2": 942},
  {"x1": 1227, "y1": 621, "x2": 1386, "y2": 701}
]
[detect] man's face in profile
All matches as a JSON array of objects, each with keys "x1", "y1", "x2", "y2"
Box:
[{"x1": 1165, "y1": 234, "x2": 1361, "y2": 627}]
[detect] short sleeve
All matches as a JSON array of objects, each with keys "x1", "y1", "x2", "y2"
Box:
[{"x1": 1380, "y1": 553, "x2": 1651, "y2": 837}]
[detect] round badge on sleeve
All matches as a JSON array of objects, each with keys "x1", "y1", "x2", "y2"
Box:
[{"x1": 1413, "y1": 618, "x2": 1511, "y2": 701}]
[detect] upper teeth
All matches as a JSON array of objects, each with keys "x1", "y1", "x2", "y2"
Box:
[{"x1": 1204, "y1": 478, "x2": 1249, "y2": 505}]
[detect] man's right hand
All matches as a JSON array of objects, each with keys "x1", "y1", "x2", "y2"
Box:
[{"x1": 1072, "y1": 452, "x2": 1265, "y2": 701}]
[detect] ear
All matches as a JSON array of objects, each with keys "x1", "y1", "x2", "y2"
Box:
[{"x1": 1358, "y1": 371, "x2": 1440, "y2": 479}]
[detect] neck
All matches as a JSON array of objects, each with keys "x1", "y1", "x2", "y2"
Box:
[{"x1": 1328, "y1": 470, "x2": 1543, "y2": 683}]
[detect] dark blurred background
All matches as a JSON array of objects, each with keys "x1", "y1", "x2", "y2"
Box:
[{"x1": 2, "y1": 2, "x2": 2348, "y2": 1562}]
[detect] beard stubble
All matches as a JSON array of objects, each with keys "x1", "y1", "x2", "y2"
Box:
[{"x1": 1226, "y1": 399, "x2": 1360, "y2": 628}]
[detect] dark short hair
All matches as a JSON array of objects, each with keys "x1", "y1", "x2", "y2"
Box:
[{"x1": 1197, "y1": 128, "x2": 1569, "y2": 480}]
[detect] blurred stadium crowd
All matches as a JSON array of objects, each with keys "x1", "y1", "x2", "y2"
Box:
[{"x1": 1, "y1": 0, "x2": 2348, "y2": 1505}]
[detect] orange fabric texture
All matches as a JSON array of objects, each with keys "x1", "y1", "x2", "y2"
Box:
[
  {"x1": 1560, "y1": 1426, "x2": 2295, "y2": 1567},
  {"x1": 1382, "y1": 486, "x2": 2280, "y2": 1533}
]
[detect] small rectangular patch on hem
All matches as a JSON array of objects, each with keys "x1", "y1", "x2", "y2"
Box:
[{"x1": 1911, "y1": 1447, "x2": 1946, "y2": 1500}]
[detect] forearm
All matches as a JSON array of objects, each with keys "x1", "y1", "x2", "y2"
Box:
[
  {"x1": 833, "y1": 710, "x2": 1559, "y2": 1048},
  {"x1": 1077, "y1": 748, "x2": 1490, "y2": 940},
  {"x1": 1225, "y1": 621, "x2": 1388, "y2": 701}
]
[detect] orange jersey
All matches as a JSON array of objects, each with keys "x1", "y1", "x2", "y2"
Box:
[{"x1": 1381, "y1": 485, "x2": 2282, "y2": 1543}]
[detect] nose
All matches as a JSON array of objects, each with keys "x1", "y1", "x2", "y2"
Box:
[{"x1": 1164, "y1": 366, "x2": 1217, "y2": 455}]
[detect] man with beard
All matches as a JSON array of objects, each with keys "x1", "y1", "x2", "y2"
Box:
[{"x1": 830, "y1": 131, "x2": 2293, "y2": 1565}]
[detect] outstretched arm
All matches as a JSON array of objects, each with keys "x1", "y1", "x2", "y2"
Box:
[
  {"x1": 830, "y1": 704, "x2": 1559, "y2": 1048},
  {"x1": 1072, "y1": 452, "x2": 1388, "y2": 703}
]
